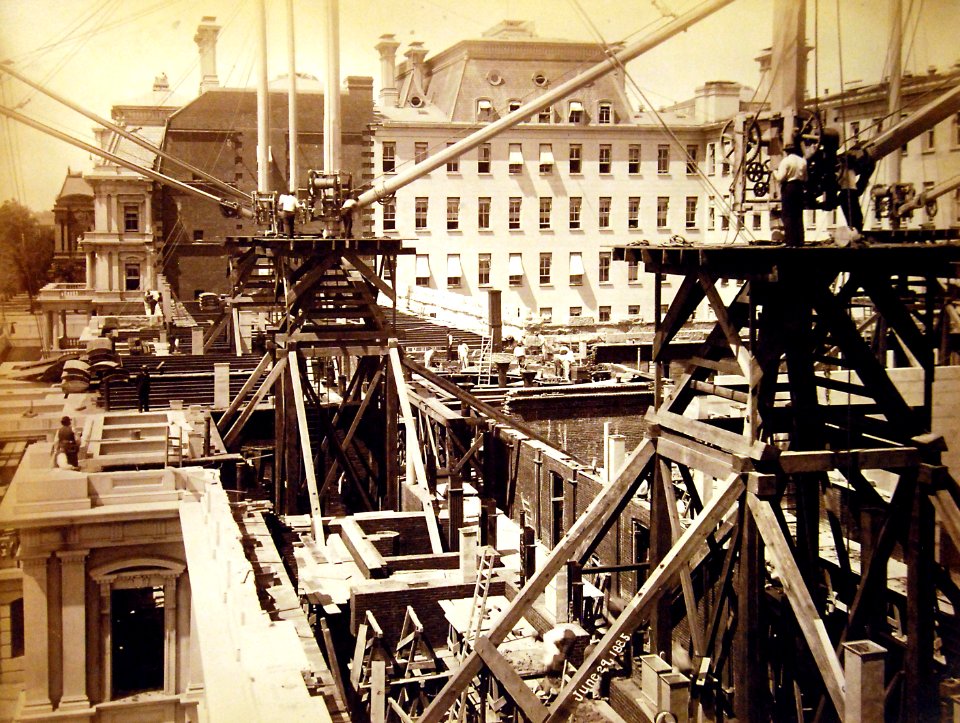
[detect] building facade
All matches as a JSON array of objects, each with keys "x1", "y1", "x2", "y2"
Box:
[{"x1": 371, "y1": 22, "x2": 761, "y2": 328}]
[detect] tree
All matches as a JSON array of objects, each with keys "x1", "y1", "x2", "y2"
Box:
[{"x1": 0, "y1": 200, "x2": 55, "y2": 299}]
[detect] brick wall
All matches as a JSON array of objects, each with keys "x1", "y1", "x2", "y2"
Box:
[{"x1": 351, "y1": 577, "x2": 506, "y2": 650}]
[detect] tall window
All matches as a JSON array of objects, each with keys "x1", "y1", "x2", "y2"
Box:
[
  {"x1": 599, "y1": 197, "x2": 611, "y2": 229},
  {"x1": 508, "y1": 143, "x2": 523, "y2": 174},
  {"x1": 446, "y1": 143, "x2": 459, "y2": 172},
  {"x1": 447, "y1": 197, "x2": 460, "y2": 230},
  {"x1": 124, "y1": 263, "x2": 141, "y2": 291},
  {"x1": 923, "y1": 127, "x2": 936, "y2": 152},
  {"x1": 599, "y1": 306, "x2": 611, "y2": 322},
  {"x1": 599, "y1": 144, "x2": 612, "y2": 174},
  {"x1": 478, "y1": 197, "x2": 491, "y2": 229},
  {"x1": 568, "y1": 100, "x2": 584, "y2": 124},
  {"x1": 415, "y1": 142, "x2": 428, "y2": 164},
  {"x1": 598, "y1": 252, "x2": 611, "y2": 283},
  {"x1": 752, "y1": 212, "x2": 762, "y2": 230},
  {"x1": 628, "y1": 259, "x2": 640, "y2": 283},
  {"x1": 478, "y1": 253, "x2": 491, "y2": 285},
  {"x1": 539, "y1": 144, "x2": 554, "y2": 173},
  {"x1": 721, "y1": 213, "x2": 730, "y2": 230},
  {"x1": 628, "y1": 197, "x2": 640, "y2": 229},
  {"x1": 569, "y1": 197, "x2": 582, "y2": 229},
  {"x1": 539, "y1": 197, "x2": 552, "y2": 229},
  {"x1": 954, "y1": 113, "x2": 960, "y2": 146},
  {"x1": 706, "y1": 143, "x2": 716, "y2": 175},
  {"x1": 708, "y1": 196, "x2": 715, "y2": 230},
  {"x1": 657, "y1": 197, "x2": 669, "y2": 228},
  {"x1": 509, "y1": 253, "x2": 523, "y2": 286},
  {"x1": 685, "y1": 145, "x2": 699, "y2": 174},
  {"x1": 477, "y1": 99, "x2": 495, "y2": 122},
  {"x1": 657, "y1": 145, "x2": 670, "y2": 174},
  {"x1": 539, "y1": 252, "x2": 552, "y2": 284},
  {"x1": 478, "y1": 143, "x2": 491, "y2": 173},
  {"x1": 447, "y1": 254, "x2": 461, "y2": 288},
  {"x1": 540, "y1": 307, "x2": 552, "y2": 323},
  {"x1": 598, "y1": 102, "x2": 612, "y2": 124},
  {"x1": 383, "y1": 198, "x2": 396, "y2": 231},
  {"x1": 509, "y1": 197, "x2": 522, "y2": 230},
  {"x1": 123, "y1": 204, "x2": 140, "y2": 232},
  {"x1": 685, "y1": 196, "x2": 698, "y2": 228},
  {"x1": 415, "y1": 197, "x2": 428, "y2": 230},
  {"x1": 382, "y1": 142, "x2": 396, "y2": 173},
  {"x1": 569, "y1": 252, "x2": 584, "y2": 286},
  {"x1": 415, "y1": 255, "x2": 430, "y2": 286},
  {"x1": 628, "y1": 144, "x2": 641, "y2": 173},
  {"x1": 569, "y1": 144, "x2": 582, "y2": 174}
]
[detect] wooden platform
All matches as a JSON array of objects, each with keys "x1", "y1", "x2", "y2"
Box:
[{"x1": 615, "y1": 239, "x2": 960, "y2": 278}]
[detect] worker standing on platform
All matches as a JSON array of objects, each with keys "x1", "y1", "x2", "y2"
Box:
[
  {"x1": 278, "y1": 191, "x2": 300, "y2": 238},
  {"x1": 136, "y1": 365, "x2": 151, "y2": 412},
  {"x1": 458, "y1": 341, "x2": 470, "y2": 371},
  {"x1": 340, "y1": 190, "x2": 359, "y2": 238},
  {"x1": 773, "y1": 144, "x2": 807, "y2": 247}
]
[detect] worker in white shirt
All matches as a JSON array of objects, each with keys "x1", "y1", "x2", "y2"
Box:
[
  {"x1": 277, "y1": 191, "x2": 300, "y2": 237},
  {"x1": 773, "y1": 144, "x2": 808, "y2": 247}
]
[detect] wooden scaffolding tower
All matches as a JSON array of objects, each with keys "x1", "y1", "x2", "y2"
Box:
[{"x1": 417, "y1": 238, "x2": 960, "y2": 722}]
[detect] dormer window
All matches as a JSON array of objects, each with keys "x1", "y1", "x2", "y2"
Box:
[
  {"x1": 598, "y1": 102, "x2": 613, "y2": 124},
  {"x1": 508, "y1": 100, "x2": 521, "y2": 114},
  {"x1": 538, "y1": 107, "x2": 552, "y2": 124},
  {"x1": 477, "y1": 99, "x2": 495, "y2": 122},
  {"x1": 568, "y1": 100, "x2": 584, "y2": 124}
]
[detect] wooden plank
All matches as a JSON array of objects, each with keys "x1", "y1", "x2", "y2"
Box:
[
  {"x1": 659, "y1": 459, "x2": 705, "y2": 657},
  {"x1": 546, "y1": 474, "x2": 745, "y2": 722},
  {"x1": 222, "y1": 355, "x2": 288, "y2": 448},
  {"x1": 688, "y1": 379, "x2": 749, "y2": 404},
  {"x1": 474, "y1": 637, "x2": 549, "y2": 723},
  {"x1": 747, "y1": 496, "x2": 845, "y2": 716},
  {"x1": 698, "y1": 272, "x2": 756, "y2": 382},
  {"x1": 654, "y1": 273, "x2": 707, "y2": 361},
  {"x1": 934, "y1": 489, "x2": 960, "y2": 553},
  {"x1": 219, "y1": 351, "x2": 272, "y2": 430},
  {"x1": 319, "y1": 618, "x2": 351, "y2": 711},
  {"x1": 389, "y1": 345, "x2": 444, "y2": 554},
  {"x1": 656, "y1": 434, "x2": 741, "y2": 481},
  {"x1": 371, "y1": 660, "x2": 386, "y2": 723},
  {"x1": 287, "y1": 352, "x2": 324, "y2": 543},
  {"x1": 339, "y1": 518, "x2": 388, "y2": 579},
  {"x1": 318, "y1": 366, "x2": 385, "y2": 499},
  {"x1": 649, "y1": 408, "x2": 776, "y2": 463},
  {"x1": 343, "y1": 251, "x2": 397, "y2": 301},
  {"x1": 779, "y1": 446, "x2": 919, "y2": 474},
  {"x1": 688, "y1": 356, "x2": 742, "y2": 375},
  {"x1": 418, "y1": 439, "x2": 657, "y2": 723},
  {"x1": 350, "y1": 623, "x2": 368, "y2": 688}
]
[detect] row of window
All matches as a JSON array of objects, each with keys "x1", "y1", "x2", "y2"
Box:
[
  {"x1": 415, "y1": 251, "x2": 643, "y2": 289},
  {"x1": 387, "y1": 195, "x2": 715, "y2": 231},
  {"x1": 476, "y1": 98, "x2": 616, "y2": 125},
  {"x1": 382, "y1": 141, "x2": 718, "y2": 176}
]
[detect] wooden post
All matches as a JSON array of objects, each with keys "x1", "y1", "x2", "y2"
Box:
[
  {"x1": 649, "y1": 451, "x2": 673, "y2": 659},
  {"x1": 905, "y1": 474, "x2": 937, "y2": 720},
  {"x1": 448, "y1": 471, "x2": 463, "y2": 552},
  {"x1": 843, "y1": 640, "x2": 887, "y2": 723},
  {"x1": 384, "y1": 352, "x2": 399, "y2": 510},
  {"x1": 734, "y1": 496, "x2": 767, "y2": 721}
]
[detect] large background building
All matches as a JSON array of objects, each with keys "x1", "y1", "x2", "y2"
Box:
[{"x1": 371, "y1": 21, "x2": 765, "y2": 329}]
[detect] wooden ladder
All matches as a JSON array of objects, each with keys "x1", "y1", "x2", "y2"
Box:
[{"x1": 165, "y1": 427, "x2": 183, "y2": 467}]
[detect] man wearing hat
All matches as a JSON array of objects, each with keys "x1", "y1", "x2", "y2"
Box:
[{"x1": 56, "y1": 416, "x2": 79, "y2": 468}]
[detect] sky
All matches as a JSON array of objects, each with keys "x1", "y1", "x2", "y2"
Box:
[{"x1": 1, "y1": 0, "x2": 958, "y2": 212}]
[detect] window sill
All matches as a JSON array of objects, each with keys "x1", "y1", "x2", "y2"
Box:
[
  {"x1": 478, "y1": 228, "x2": 493, "y2": 233},
  {"x1": 447, "y1": 228, "x2": 462, "y2": 233},
  {"x1": 569, "y1": 227, "x2": 583, "y2": 232},
  {"x1": 539, "y1": 283, "x2": 554, "y2": 288}
]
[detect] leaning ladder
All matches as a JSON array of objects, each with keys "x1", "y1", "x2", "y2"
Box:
[
  {"x1": 449, "y1": 547, "x2": 498, "y2": 722},
  {"x1": 475, "y1": 335, "x2": 493, "y2": 386}
]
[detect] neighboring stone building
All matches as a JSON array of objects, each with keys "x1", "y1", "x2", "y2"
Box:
[
  {"x1": 157, "y1": 18, "x2": 376, "y2": 300},
  {"x1": 371, "y1": 21, "x2": 761, "y2": 328},
  {"x1": 51, "y1": 172, "x2": 93, "y2": 260}
]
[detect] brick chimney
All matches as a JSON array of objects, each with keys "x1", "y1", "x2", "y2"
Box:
[
  {"x1": 376, "y1": 34, "x2": 401, "y2": 107},
  {"x1": 194, "y1": 16, "x2": 221, "y2": 94}
]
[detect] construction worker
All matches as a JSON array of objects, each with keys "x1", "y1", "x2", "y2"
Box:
[
  {"x1": 773, "y1": 144, "x2": 807, "y2": 247},
  {"x1": 278, "y1": 191, "x2": 301, "y2": 237}
]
